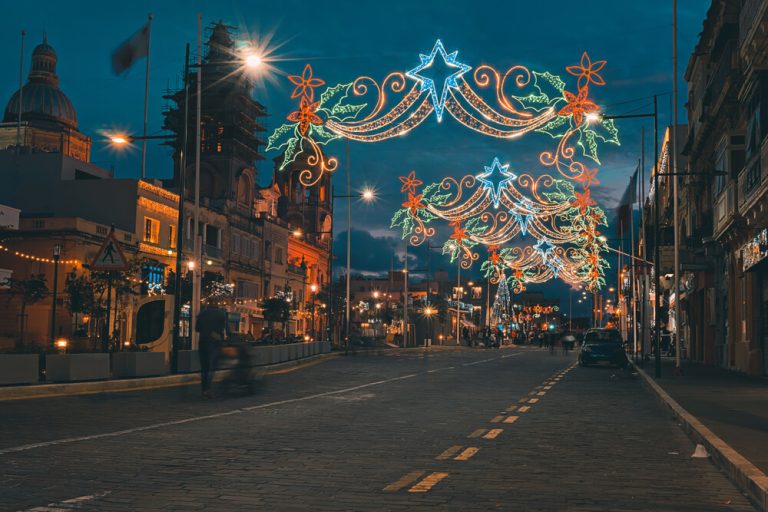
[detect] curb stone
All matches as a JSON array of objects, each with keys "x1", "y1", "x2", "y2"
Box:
[
  {"x1": 635, "y1": 363, "x2": 768, "y2": 512},
  {"x1": 0, "y1": 352, "x2": 341, "y2": 402}
]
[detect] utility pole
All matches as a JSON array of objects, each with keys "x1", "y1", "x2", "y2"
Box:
[
  {"x1": 403, "y1": 242, "x2": 409, "y2": 347},
  {"x1": 191, "y1": 13, "x2": 203, "y2": 351},
  {"x1": 672, "y1": 0, "x2": 682, "y2": 373},
  {"x1": 653, "y1": 94, "x2": 662, "y2": 378}
]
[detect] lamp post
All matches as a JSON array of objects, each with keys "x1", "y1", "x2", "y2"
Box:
[
  {"x1": 310, "y1": 283, "x2": 318, "y2": 341},
  {"x1": 49, "y1": 244, "x2": 61, "y2": 348}
]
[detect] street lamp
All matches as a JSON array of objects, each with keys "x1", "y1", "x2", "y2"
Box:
[
  {"x1": 50, "y1": 244, "x2": 61, "y2": 349},
  {"x1": 310, "y1": 283, "x2": 318, "y2": 341}
]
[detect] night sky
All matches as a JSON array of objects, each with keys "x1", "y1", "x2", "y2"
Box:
[{"x1": 0, "y1": 0, "x2": 710, "y2": 315}]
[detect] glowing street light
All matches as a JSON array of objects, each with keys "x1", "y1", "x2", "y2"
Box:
[
  {"x1": 110, "y1": 135, "x2": 129, "y2": 145},
  {"x1": 361, "y1": 187, "x2": 377, "y2": 202},
  {"x1": 244, "y1": 53, "x2": 262, "y2": 68}
]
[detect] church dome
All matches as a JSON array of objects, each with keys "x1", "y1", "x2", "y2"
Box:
[{"x1": 3, "y1": 35, "x2": 78, "y2": 130}]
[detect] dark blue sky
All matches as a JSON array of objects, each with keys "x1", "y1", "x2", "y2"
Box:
[{"x1": 0, "y1": 0, "x2": 710, "y2": 315}]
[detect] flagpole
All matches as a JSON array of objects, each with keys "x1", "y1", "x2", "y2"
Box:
[
  {"x1": 141, "y1": 14, "x2": 153, "y2": 180},
  {"x1": 16, "y1": 30, "x2": 25, "y2": 155}
]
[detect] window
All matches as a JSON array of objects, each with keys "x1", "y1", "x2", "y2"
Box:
[
  {"x1": 141, "y1": 263, "x2": 165, "y2": 295},
  {"x1": 232, "y1": 234, "x2": 240, "y2": 255},
  {"x1": 252, "y1": 239, "x2": 260, "y2": 261},
  {"x1": 275, "y1": 246, "x2": 283, "y2": 264},
  {"x1": 264, "y1": 240, "x2": 272, "y2": 261},
  {"x1": 319, "y1": 186, "x2": 326, "y2": 202},
  {"x1": 242, "y1": 237, "x2": 250, "y2": 259},
  {"x1": 168, "y1": 225, "x2": 176, "y2": 249},
  {"x1": 144, "y1": 217, "x2": 160, "y2": 244},
  {"x1": 205, "y1": 224, "x2": 220, "y2": 248}
]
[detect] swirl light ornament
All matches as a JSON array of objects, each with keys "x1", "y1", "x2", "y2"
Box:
[
  {"x1": 391, "y1": 159, "x2": 610, "y2": 292},
  {"x1": 268, "y1": 43, "x2": 619, "y2": 189}
]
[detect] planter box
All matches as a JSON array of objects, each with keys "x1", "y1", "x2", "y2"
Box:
[
  {"x1": 277, "y1": 345, "x2": 289, "y2": 363},
  {"x1": 112, "y1": 352, "x2": 166, "y2": 378},
  {"x1": 177, "y1": 350, "x2": 200, "y2": 373},
  {"x1": 289, "y1": 344, "x2": 299, "y2": 360},
  {"x1": 320, "y1": 341, "x2": 331, "y2": 353},
  {"x1": 0, "y1": 354, "x2": 39, "y2": 385},
  {"x1": 300, "y1": 343, "x2": 308, "y2": 358},
  {"x1": 311, "y1": 342, "x2": 318, "y2": 356},
  {"x1": 249, "y1": 346, "x2": 271, "y2": 366},
  {"x1": 46, "y1": 354, "x2": 110, "y2": 382}
]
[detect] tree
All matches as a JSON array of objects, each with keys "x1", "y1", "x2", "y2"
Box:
[
  {"x1": 261, "y1": 297, "x2": 291, "y2": 338},
  {"x1": 4, "y1": 274, "x2": 49, "y2": 349}
]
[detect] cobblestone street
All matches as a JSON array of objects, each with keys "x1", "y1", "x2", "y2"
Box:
[{"x1": 0, "y1": 348, "x2": 756, "y2": 511}]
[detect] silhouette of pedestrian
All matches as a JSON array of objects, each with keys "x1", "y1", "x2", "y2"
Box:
[{"x1": 196, "y1": 304, "x2": 228, "y2": 398}]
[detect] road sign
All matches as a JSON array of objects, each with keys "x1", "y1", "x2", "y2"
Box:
[{"x1": 91, "y1": 230, "x2": 129, "y2": 272}]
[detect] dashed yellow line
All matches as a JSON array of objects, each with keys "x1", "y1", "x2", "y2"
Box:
[
  {"x1": 483, "y1": 428, "x2": 503, "y2": 439},
  {"x1": 537, "y1": 391, "x2": 546, "y2": 396},
  {"x1": 506, "y1": 405, "x2": 518, "y2": 412},
  {"x1": 519, "y1": 397, "x2": 529, "y2": 403},
  {"x1": 518, "y1": 405, "x2": 530, "y2": 412},
  {"x1": 503, "y1": 415, "x2": 519, "y2": 424},
  {"x1": 409, "y1": 472, "x2": 449, "y2": 493},
  {"x1": 468, "y1": 428, "x2": 487, "y2": 438},
  {"x1": 454, "y1": 447, "x2": 480, "y2": 461},
  {"x1": 435, "y1": 445, "x2": 463, "y2": 460},
  {"x1": 384, "y1": 470, "x2": 425, "y2": 492},
  {"x1": 543, "y1": 385, "x2": 552, "y2": 390},
  {"x1": 528, "y1": 398, "x2": 540, "y2": 404},
  {"x1": 490, "y1": 415, "x2": 504, "y2": 423}
]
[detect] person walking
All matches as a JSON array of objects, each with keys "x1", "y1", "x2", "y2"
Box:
[{"x1": 196, "y1": 304, "x2": 228, "y2": 398}]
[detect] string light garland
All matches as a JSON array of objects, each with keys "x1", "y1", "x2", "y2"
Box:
[{"x1": 0, "y1": 244, "x2": 80, "y2": 266}]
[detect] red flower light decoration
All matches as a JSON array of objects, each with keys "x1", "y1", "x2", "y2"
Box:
[
  {"x1": 288, "y1": 64, "x2": 326, "y2": 102},
  {"x1": 576, "y1": 168, "x2": 600, "y2": 189},
  {"x1": 287, "y1": 96, "x2": 323, "y2": 135},
  {"x1": 572, "y1": 189, "x2": 595, "y2": 213},
  {"x1": 399, "y1": 171, "x2": 424, "y2": 194},
  {"x1": 450, "y1": 223, "x2": 469, "y2": 245},
  {"x1": 566, "y1": 52, "x2": 607, "y2": 89},
  {"x1": 558, "y1": 86, "x2": 599, "y2": 126},
  {"x1": 402, "y1": 192, "x2": 426, "y2": 216}
]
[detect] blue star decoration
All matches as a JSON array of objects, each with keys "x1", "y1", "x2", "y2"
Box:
[
  {"x1": 406, "y1": 39, "x2": 471, "y2": 122},
  {"x1": 534, "y1": 239, "x2": 555, "y2": 263},
  {"x1": 546, "y1": 260, "x2": 560, "y2": 279},
  {"x1": 477, "y1": 157, "x2": 517, "y2": 209},
  {"x1": 509, "y1": 199, "x2": 536, "y2": 235}
]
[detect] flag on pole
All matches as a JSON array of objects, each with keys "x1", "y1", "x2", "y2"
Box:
[
  {"x1": 617, "y1": 165, "x2": 639, "y2": 231},
  {"x1": 111, "y1": 22, "x2": 150, "y2": 75}
]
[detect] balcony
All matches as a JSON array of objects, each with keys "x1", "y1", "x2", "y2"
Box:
[
  {"x1": 738, "y1": 137, "x2": 768, "y2": 215},
  {"x1": 739, "y1": 0, "x2": 768, "y2": 50},
  {"x1": 703, "y1": 40, "x2": 736, "y2": 115},
  {"x1": 713, "y1": 180, "x2": 737, "y2": 239},
  {"x1": 203, "y1": 244, "x2": 223, "y2": 259}
]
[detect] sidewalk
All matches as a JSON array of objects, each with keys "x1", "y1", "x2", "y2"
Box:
[{"x1": 636, "y1": 357, "x2": 768, "y2": 510}]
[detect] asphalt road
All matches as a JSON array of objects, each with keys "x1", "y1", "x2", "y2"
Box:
[{"x1": 0, "y1": 346, "x2": 757, "y2": 511}]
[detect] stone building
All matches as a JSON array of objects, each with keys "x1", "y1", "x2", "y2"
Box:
[{"x1": 676, "y1": 0, "x2": 768, "y2": 375}]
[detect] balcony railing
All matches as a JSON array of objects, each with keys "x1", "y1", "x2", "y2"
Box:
[
  {"x1": 203, "y1": 244, "x2": 223, "y2": 259},
  {"x1": 738, "y1": 136, "x2": 768, "y2": 213},
  {"x1": 739, "y1": 0, "x2": 766, "y2": 48},
  {"x1": 703, "y1": 40, "x2": 735, "y2": 111},
  {"x1": 713, "y1": 180, "x2": 737, "y2": 238}
]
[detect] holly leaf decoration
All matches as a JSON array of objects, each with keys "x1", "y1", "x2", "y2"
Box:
[
  {"x1": 279, "y1": 138, "x2": 300, "y2": 171},
  {"x1": 308, "y1": 124, "x2": 340, "y2": 145},
  {"x1": 534, "y1": 114, "x2": 570, "y2": 139},
  {"x1": 267, "y1": 122, "x2": 299, "y2": 153}
]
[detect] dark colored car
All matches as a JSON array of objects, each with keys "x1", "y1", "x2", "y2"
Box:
[{"x1": 578, "y1": 328, "x2": 628, "y2": 368}]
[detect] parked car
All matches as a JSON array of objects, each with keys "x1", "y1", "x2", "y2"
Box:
[{"x1": 578, "y1": 328, "x2": 628, "y2": 368}]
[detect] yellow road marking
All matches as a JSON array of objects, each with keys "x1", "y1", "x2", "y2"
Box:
[
  {"x1": 537, "y1": 391, "x2": 546, "y2": 396},
  {"x1": 543, "y1": 385, "x2": 552, "y2": 390},
  {"x1": 384, "y1": 470, "x2": 425, "y2": 492},
  {"x1": 436, "y1": 445, "x2": 463, "y2": 460},
  {"x1": 483, "y1": 428, "x2": 503, "y2": 439},
  {"x1": 468, "y1": 429, "x2": 487, "y2": 438},
  {"x1": 409, "y1": 472, "x2": 449, "y2": 493},
  {"x1": 454, "y1": 447, "x2": 480, "y2": 460},
  {"x1": 503, "y1": 415, "x2": 519, "y2": 424},
  {"x1": 519, "y1": 397, "x2": 529, "y2": 403},
  {"x1": 506, "y1": 405, "x2": 518, "y2": 412},
  {"x1": 535, "y1": 385, "x2": 543, "y2": 389},
  {"x1": 518, "y1": 405, "x2": 530, "y2": 412},
  {"x1": 490, "y1": 415, "x2": 504, "y2": 423},
  {"x1": 528, "y1": 398, "x2": 540, "y2": 404}
]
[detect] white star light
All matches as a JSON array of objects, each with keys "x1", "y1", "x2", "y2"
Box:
[
  {"x1": 534, "y1": 239, "x2": 555, "y2": 262},
  {"x1": 476, "y1": 157, "x2": 517, "y2": 209},
  {"x1": 406, "y1": 39, "x2": 472, "y2": 122}
]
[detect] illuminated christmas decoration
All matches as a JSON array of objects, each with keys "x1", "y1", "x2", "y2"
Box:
[
  {"x1": 492, "y1": 275, "x2": 511, "y2": 325},
  {"x1": 405, "y1": 39, "x2": 472, "y2": 122},
  {"x1": 391, "y1": 160, "x2": 610, "y2": 291},
  {"x1": 268, "y1": 45, "x2": 619, "y2": 189}
]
